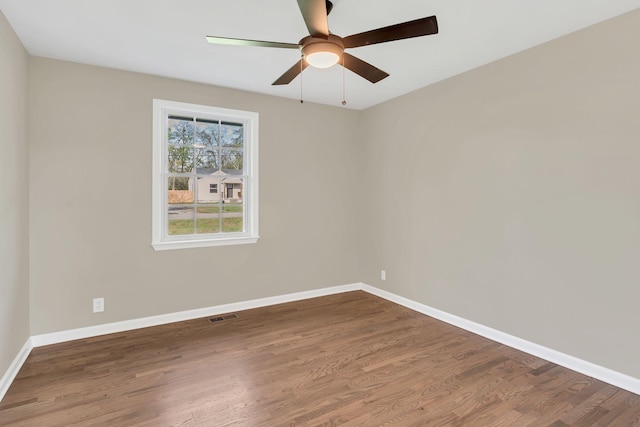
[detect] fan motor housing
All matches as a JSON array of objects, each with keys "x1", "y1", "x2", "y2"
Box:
[{"x1": 300, "y1": 35, "x2": 345, "y2": 66}]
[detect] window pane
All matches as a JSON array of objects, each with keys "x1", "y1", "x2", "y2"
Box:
[
  {"x1": 222, "y1": 203, "x2": 243, "y2": 213},
  {"x1": 193, "y1": 175, "x2": 221, "y2": 203},
  {"x1": 168, "y1": 144, "x2": 194, "y2": 173},
  {"x1": 168, "y1": 205, "x2": 195, "y2": 236},
  {"x1": 221, "y1": 177, "x2": 243, "y2": 202},
  {"x1": 222, "y1": 215, "x2": 243, "y2": 233},
  {"x1": 196, "y1": 204, "x2": 221, "y2": 214},
  {"x1": 167, "y1": 178, "x2": 193, "y2": 202},
  {"x1": 196, "y1": 120, "x2": 219, "y2": 148},
  {"x1": 196, "y1": 209, "x2": 219, "y2": 234},
  {"x1": 195, "y1": 146, "x2": 219, "y2": 171},
  {"x1": 167, "y1": 178, "x2": 194, "y2": 235},
  {"x1": 221, "y1": 148, "x2": 243, "y2": 172},
  {"x1": 221, "y1": 176, "x2": 243, "y2": 233},
  {"x1": 195, "y1": 121, "x2": 219, "y2": 171},
  {"x1": 168, "y1": 117, "x2": 195, "y2": 145},
  {"x1": 168, "y1": 117, "x2": 195, "y2": 173},
  {"x1": 221, "y1": 122, "x2": 243, "y2": 148}
]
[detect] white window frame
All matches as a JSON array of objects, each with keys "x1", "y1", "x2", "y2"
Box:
[{"x1": 152, "y1": 99, "x2": 259, "y2": 250}]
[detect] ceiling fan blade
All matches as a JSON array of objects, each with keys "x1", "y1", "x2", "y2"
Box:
[
  {"x1": 272, "y1": 59, "x2": 309, "y2": 85},
  {"x1": 342, "y1": 53, "x2": 389, "y2": 84},
  {"x1": 342, "y1": 16, "x2": 438, "y2": 49},
  {"x1": 297, "y1": 0, "x2": 329, "y2": 38},
  {"x1": 206, "y1": 36, "x2": 299, "y2": 49}
]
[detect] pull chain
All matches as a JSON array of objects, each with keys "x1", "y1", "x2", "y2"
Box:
[
  {"x1": 341, "y1": 56, "x2": 347, "y2": 106},
  {"x1": 300, "y1": 56, "x2": 304, "y2": 104}
]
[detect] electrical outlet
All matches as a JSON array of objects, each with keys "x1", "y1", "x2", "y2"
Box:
[
  {"x1": 93, "y1": 297, "x2": 104, "y2": 313},
  {"x1": 381, "y1": 270, "x2": 386, "y2": 281}
]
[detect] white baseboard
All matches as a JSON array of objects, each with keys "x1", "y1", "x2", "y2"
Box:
[
  {"x1": 30, "y1": 283, "x2": 362, "y2": 347},
  {"x1": 0, "y1": 338, "x2": 33, "y2": 402},
  {"x1": 360, "y1": 283, "x2": 640, "y2": 396},
  {"x1": 6, "y1": 282, "x2": 640, "y2": 402}
]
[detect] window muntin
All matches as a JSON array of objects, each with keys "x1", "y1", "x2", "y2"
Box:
[{"x1": 152, "y1": 100, "x2": 258, "y2": 250}]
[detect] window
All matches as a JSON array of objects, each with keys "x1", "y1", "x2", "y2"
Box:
[{"x1": 152, "y1": 99, "x2": 259, "y2": 250}]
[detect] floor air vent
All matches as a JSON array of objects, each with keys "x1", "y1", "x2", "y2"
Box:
[{"x1": 209, "y1": 314, "x2": 238, "y2": 323}]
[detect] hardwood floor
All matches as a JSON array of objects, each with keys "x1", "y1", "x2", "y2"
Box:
[{"x1": 1, "y1": 291, "x2": 639, "y2": 426}]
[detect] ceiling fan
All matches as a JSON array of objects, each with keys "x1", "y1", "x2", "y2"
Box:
[{"x1": 206, "y1": 0, "x2": 438, "y2": 85}]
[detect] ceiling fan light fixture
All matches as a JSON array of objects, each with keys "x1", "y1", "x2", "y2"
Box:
[
  {"x1": 306, "y1": 51, "x2": 340, "y2": 68},
  {"x1": 302, "y1": 41, "x2": 343, "y2": 68}
]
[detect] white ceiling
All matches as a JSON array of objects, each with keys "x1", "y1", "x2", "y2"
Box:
[{"x1": 2, "y1": 0, "x2": 640, "y2": 110}]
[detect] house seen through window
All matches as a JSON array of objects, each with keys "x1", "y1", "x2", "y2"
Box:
[{"x1": 152, "y1": 100, "x2": 259, "y2": 250}]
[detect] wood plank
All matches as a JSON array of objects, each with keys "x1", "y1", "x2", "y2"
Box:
[{"x1": 1, "y1": 291, "x2": 639, "y2": 425}]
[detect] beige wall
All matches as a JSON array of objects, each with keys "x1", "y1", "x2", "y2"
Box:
[
  {"x1": 29, "y1": 58, "x2": 361, "y2": 334},
  {"x1": 359, "y1": 9, "x2": 640, "y2": 378},
  {"x1": 0, "y1": 11, "x2": 30, "y2": 376}
]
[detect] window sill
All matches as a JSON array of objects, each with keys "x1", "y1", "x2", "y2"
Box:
[{"x1": 152, "y1": 235, "x2": 259, "y2": 251}]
